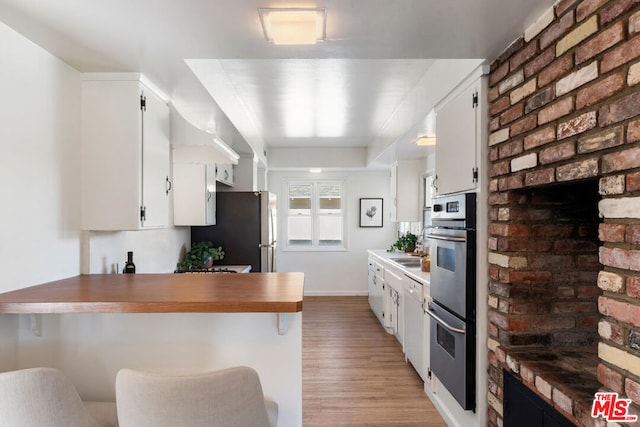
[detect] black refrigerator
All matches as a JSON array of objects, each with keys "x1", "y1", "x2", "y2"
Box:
[{"x1": 191, "y1": 191, "x2": 277, "y2": 272}]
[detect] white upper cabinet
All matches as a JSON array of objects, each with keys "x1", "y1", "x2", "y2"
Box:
[
  {"x1": 81, "y1": 74, "x2": 170, "y2": 230},
  {"x1": 215, "y1": 163, "x2": 234, "y2": 186},
  {"x1": 390, "y1": 159, "x2": 422, "y2": 222},
  {"x1": 424, "y1": 175, "x2": 434, "y2": 208},
  {"x1": 434, "y1": 78, "x2": 482, "y2": 196},
  {"x1": 173, "y1": 163, "x2": 216, "y2": 226},
  {"x1": 170, "y1": 110, "x2": 241, "y2": 225},
  {"x1": 170, "y1": 110, "x2": 238, "y2": 200}
]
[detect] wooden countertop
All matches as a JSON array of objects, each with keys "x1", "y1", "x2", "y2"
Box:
[{"x1": 0, "y1": 273, "x2": 304, "y2": 314}]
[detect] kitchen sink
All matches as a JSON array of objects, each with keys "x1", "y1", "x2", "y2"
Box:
[{"x1": 390, "y1": 257, "x2": 422, "y2": 268}]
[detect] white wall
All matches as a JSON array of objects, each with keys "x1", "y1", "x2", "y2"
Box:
[
  {"x1": 0, "y1": 21, "x2": 83, "y2": 372},
  {"x1": 219, "y1": 154, "x2": 256, "y2": 192},
  {"x1": 83, "y1": 227, "x2": 189, "y2": 274},
  {"x1": 269, "y1": 170, "x2": 397, "y2": 295},
  {"x1": 0, "y1": 21, "x2": 82, "y2": 293},
  {"x1": 268, "y1": 147, "x2": 368, "y2": 169}
]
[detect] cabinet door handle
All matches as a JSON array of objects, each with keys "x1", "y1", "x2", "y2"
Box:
[{"x1": 165, "y1": 176, "x2": 172, "y2": 195}]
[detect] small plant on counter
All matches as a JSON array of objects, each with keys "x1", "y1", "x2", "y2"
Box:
[
  {"x1": 176, "y1": 241, "x2": 225, "y2": 272},
  {"x1": 387, "y1": 232, "x2": 418, "y2": 253}
]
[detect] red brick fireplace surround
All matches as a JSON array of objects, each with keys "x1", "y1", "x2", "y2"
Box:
[{"x1": 486, "y1": 1, "x2": 640, "y2": 426}]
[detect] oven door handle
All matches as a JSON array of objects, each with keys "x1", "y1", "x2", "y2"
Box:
[
  {"x1": 426, "y1": 234, "x2": 466, "y2": 243},
  {"x1": 425, "y1": 308, "x2": 466, "y2": 334}
]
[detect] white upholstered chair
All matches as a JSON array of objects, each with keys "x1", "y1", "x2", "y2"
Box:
[
  {"x1": 0, "y1": 367, "x2": 118, "y2": 427},
  {"x1": 115, "y1": 366, "x2": 278, "y2": 427}
]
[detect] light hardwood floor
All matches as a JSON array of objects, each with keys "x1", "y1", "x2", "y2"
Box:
[{"x1": 302, "y1": 296, "x2": 447, "y2": 426}]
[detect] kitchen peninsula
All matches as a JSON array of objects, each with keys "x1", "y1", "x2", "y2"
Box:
[
  {"x1": 0, "y1": 273, "x2": 304, "y2": 314},
  {"x1": 0, "y1": 273, "x2": 304, "y2": 426}
]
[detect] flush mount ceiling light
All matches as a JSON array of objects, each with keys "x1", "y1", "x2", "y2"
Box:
[
  {"x1": 258, "y1": 8, "x2": 327, "y2": 45},
  {"x1": 415, "y1": 136, "x2": 437, "y2": 146}
]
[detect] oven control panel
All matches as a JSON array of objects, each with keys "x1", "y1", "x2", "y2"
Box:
[
  {"x1": 432, "y1": 201, "x2": 459, "y2": 213},
  {"x1": 431, "y1": 193, "x2": 476, "y2": 227}
]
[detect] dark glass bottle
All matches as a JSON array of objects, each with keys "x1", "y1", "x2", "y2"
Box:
[{"x1": 123, "y1": 251, "x2": 136, "y2": 274}]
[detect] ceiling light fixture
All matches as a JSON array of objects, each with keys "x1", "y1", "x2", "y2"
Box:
[
  {"x1": 309, "y1": 168, "x2": 322, "y2": 173},
  {"x1": 415, "y1": 136, "x2": 437, "y2": 146},
  {"x1": 258, "y1": 8, "x2": 327, "y2": 45}
]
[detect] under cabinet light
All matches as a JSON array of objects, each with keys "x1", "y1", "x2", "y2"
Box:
[
  {"x1": 213, "y1": 136, "x2": 240, "y2": 162},
  {"x1": 259, "y1": 8, "x2": 327, "y2": 45}
]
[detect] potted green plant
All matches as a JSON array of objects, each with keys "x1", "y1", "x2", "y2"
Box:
[
  {"x1": 176, "y1": 241, "x2": 225, "y2": 272},
  {"x1": 387, "y1": 232, "x2": 418, "y2": 253}
]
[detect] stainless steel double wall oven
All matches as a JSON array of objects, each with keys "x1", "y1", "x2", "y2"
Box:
[{"x1": 426, "y1": 192, "x2": 476, "y2": 410}]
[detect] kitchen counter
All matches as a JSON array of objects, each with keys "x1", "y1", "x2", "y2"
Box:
[
  {"x1": 0, "y1": 273, "x2": 304, "y2": 314},
  {"x1": 368, "y1": 249, "x2": 431, "y2": 285}
]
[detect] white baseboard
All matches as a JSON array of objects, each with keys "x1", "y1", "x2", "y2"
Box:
[{"x1": 303, "y1": 291, "x2": 369, "y2": 297}]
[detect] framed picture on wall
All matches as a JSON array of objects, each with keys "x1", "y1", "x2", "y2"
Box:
[{"x1": 359, "y1": 198, "x2": 383, "y2": 227}]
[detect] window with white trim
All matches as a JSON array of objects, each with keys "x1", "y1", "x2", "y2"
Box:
[{"x1": 285, "y1": 180, "x2": 345, "y2": 250}]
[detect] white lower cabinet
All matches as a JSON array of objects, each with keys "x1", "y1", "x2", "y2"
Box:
[
  {"x1": 370, "y1": 262, "x2": 385, "y2": 326},
  {"x1": 405, "y1": 276, "x2": 425, "y2": 381},
  {"x1": 383, "y1": 279, "x2": 393, "y2": 330},
  {"x1": 172, "y1": 163, "x2": 216, "y2": 226},
  {"x1": 367, "y1": 256, "x2": 380, "y2": 321},
  {"x1": 369, "y1": 256, "x2": 401, "y2": 337},
  {"x1": 423, "y1": 289, "x2": 432, "y2": 388},
  {"x1": 367, "y1": 256, "x2": 376, "y2": 309},
  {"x1": 368, "y1": 251, "x2": 430, "y2": 384},
  {"x1": 384, "y1": 267, "x2": 405, "y2": 345}
]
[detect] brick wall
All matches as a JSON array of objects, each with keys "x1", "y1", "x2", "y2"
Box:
[{"x1": 486, "y1": 0, "x2": 640, "y2": 425}]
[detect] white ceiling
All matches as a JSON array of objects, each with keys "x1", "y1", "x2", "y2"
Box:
[
  {"x1": 0, "y1": 0, "x2": 556, "y2": 165},
  {"x1": 187, "y1": 58, "x2": 435, "y2": 147}
]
